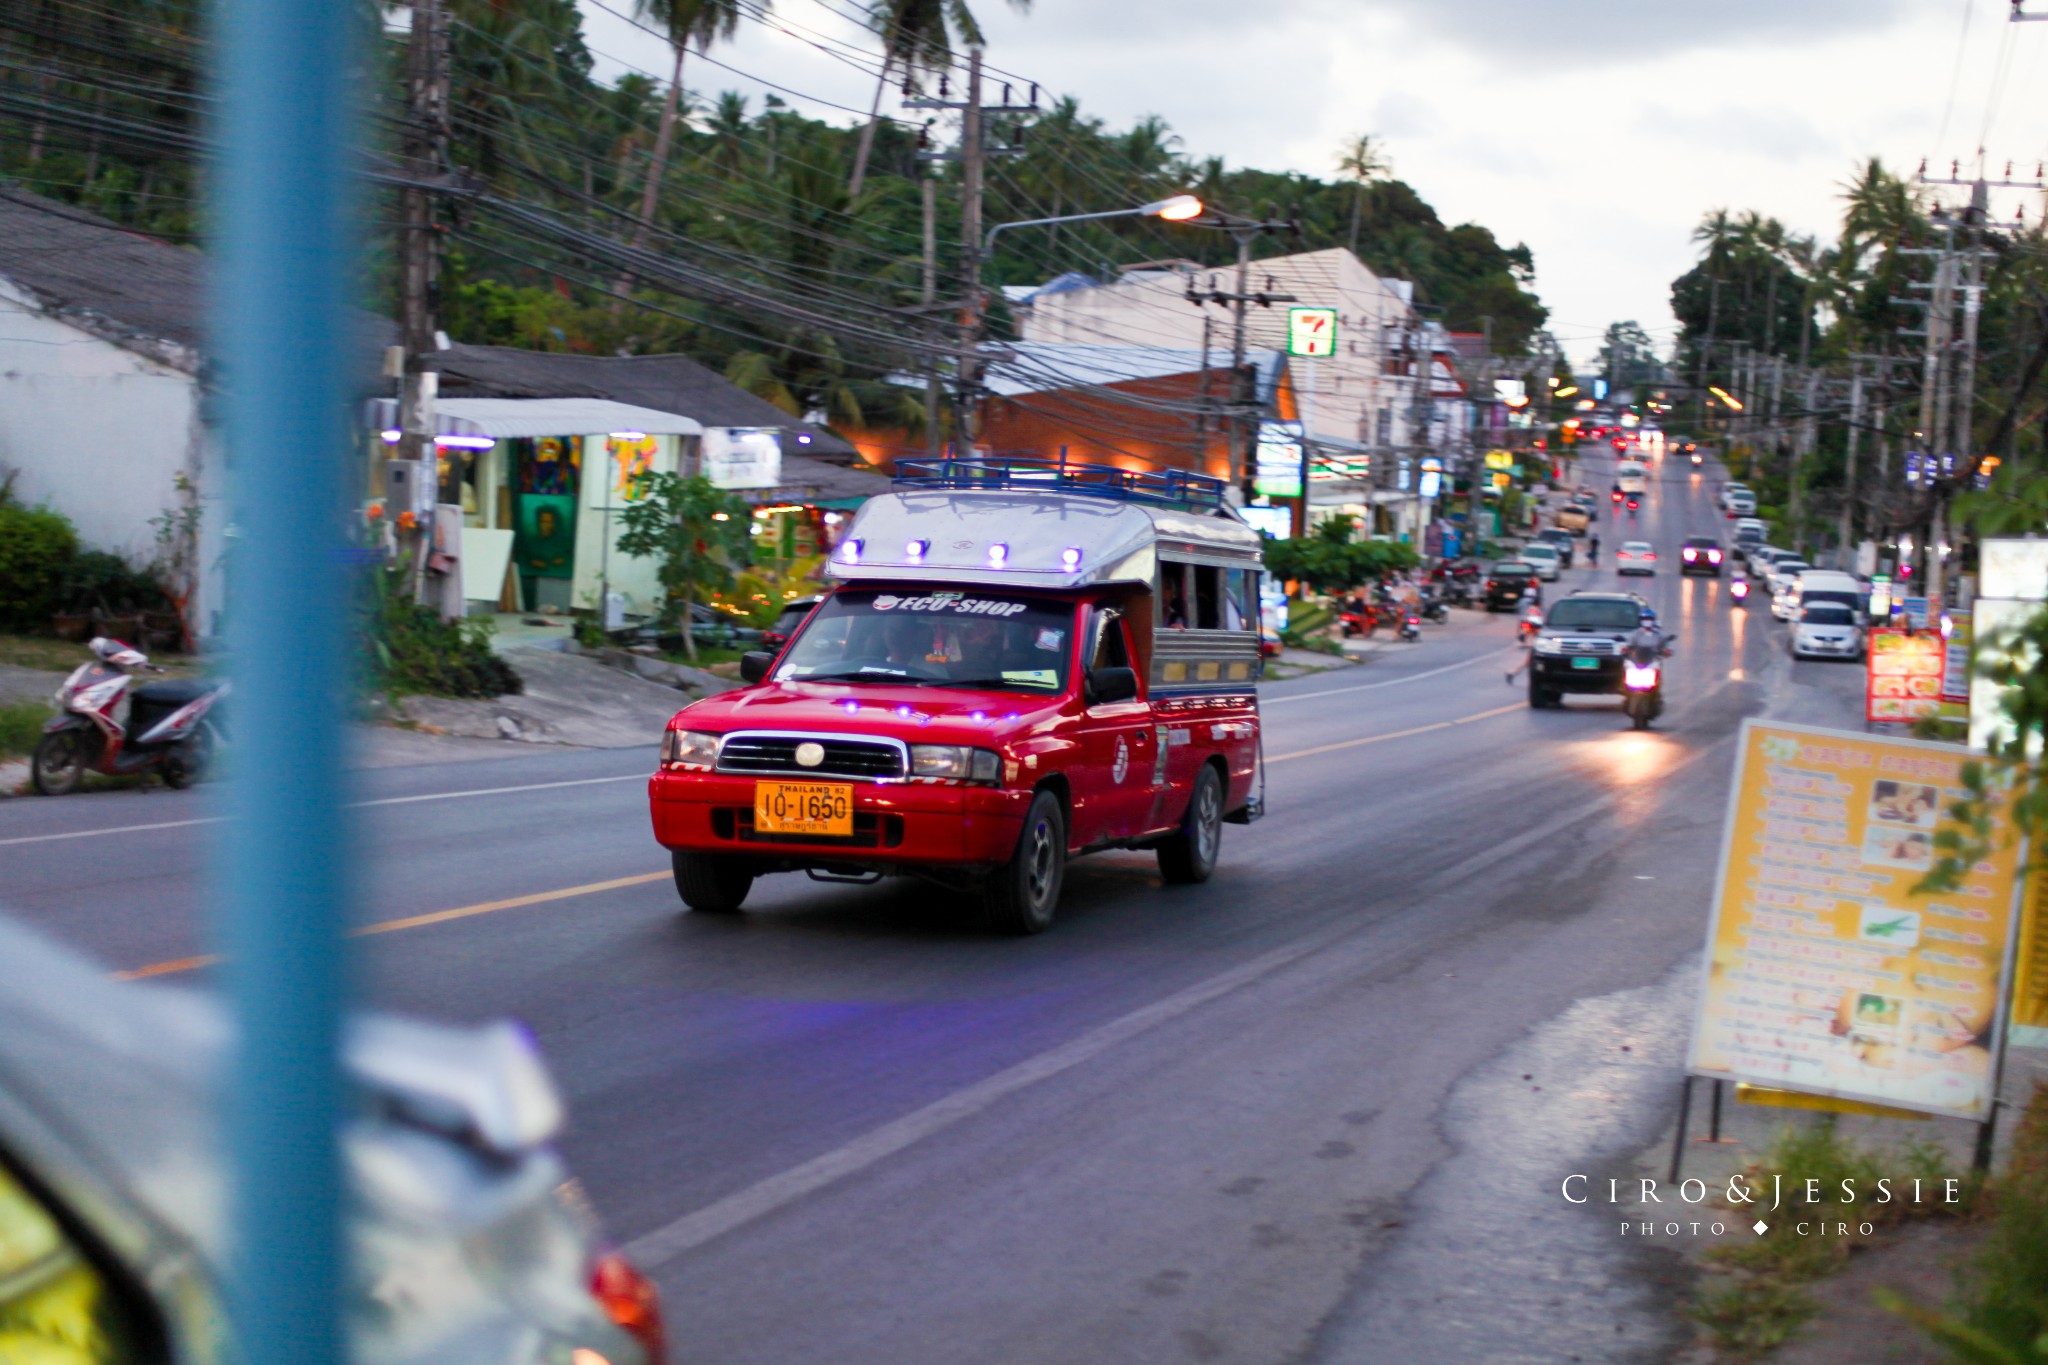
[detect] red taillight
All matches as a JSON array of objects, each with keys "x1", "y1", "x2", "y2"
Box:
[
  {"x1": 591, "y1": 1253, "x2": 667, "y2": 1363},
  {"x1": 1645, "y1": 552, "x2": 1657, "y2": 560}
]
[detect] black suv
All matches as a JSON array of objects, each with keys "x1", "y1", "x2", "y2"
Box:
[
  {"x1": 1678, "y1": 536, "x2": 1725, "y2": 577},
  {"x1": 1483, "y1": 561, "x2": 1540, "y2": 611},
  {"x1": 1527, "y1": 592, "x2": 1649, "y2": 708}
]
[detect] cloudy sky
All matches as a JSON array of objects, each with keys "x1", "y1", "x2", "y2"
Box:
[{"x1": 579, "y1": 0, "x2": 2048, "y2": 364}]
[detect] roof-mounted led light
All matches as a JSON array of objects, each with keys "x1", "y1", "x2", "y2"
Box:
[
  {"x1": 988, "y1": 542, "x2": 1009, "y2": 566},
  {"x1": 839, "y1": 538, "x2": 863, "y2": 564},
  {"x1": 1061, "y1": 546, "x2": 1083, "y2": 570},
  {"x1": 905, "y1": 539, "x2": 929, "y2": 561}
]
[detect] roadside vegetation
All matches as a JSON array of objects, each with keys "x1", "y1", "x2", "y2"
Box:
[
  {"x1": 1687, "y1": 1122, "x2": 1970, "y2": 1356},
  {"x1": 1881, "y1": 1085, "x2": 2048, "y2": 1364},
  {"x1": 365, "y1": 571, "x2": 521, "y2": 700},
  {"x1": 0, "y1": 701, "x2": 49, "y2": 760}
]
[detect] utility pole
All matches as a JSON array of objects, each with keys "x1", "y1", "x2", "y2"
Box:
[
  {"x1": 1184, "y1": 213, "x2": 1297, "y2": 499},
  {"x1": 1840, "y1": 361, "x2": 1864, "y2": 563},
  {"x1": 1791, "y1": 365, "x2": 1818, "y2": 542},
  {"x1": 922, "y1": 171, "x2": 941, "y2": 457},
  {"x1": 397, "y1": 0, "x2": 449, "y2": 600},
  {"x1": 906, "y1": 52, "x2": 1033, "y2": 457},
  {"x1": 956, "y1": 46, "x2": 984, "y2": 452}
]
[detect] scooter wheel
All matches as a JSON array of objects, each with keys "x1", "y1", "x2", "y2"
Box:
[{"x1": 31, "y1": 731, "x2": 87, "y2": 796}]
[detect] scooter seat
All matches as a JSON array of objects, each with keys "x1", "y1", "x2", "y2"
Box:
[{"x1": 131, "y1": 678, "x2": 212, "y2": 706}]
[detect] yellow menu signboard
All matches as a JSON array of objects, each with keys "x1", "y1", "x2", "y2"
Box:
[{"x1": 1689, "y1": 721, "x2": 2025, "y2": 1121}]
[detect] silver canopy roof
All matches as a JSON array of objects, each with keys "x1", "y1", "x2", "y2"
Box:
[{"x1": 829, "y1": 489, "x2": 1261, "y2": 590}]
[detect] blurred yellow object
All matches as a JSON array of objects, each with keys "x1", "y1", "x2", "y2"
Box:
[{"x1": 0, "y1": 1165, "x2": 117, "y2": 1363}]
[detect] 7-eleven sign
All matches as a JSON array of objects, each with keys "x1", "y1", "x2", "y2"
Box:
[{"x1": 1286, "y1": 307, "x2": 1337, "y2": 357}]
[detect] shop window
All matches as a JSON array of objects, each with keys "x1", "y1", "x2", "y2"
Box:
[{"x1": 0, "y1": 1156, "x2": 155, "y2": 1362}]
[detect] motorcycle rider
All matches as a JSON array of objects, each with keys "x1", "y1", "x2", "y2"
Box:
[{"x1": 1626, "y1": 609, "x2": 1670, "y2": 663}]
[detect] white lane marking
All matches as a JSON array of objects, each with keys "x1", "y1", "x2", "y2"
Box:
[
  {"x1": 0, "y1": 772, "x2": 647, "y2": 848},
  {"x1": 0, "y1": 817, "x2": 216, "y2": 849},
  {"x1": 623, "y1": 932, "x2": 1333, "y2": 1270},
  {"x1": 1263, "y1": 645, "x2": 1520, "y2": 706}
]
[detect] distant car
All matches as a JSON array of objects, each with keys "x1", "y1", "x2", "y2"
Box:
[
  {"x1": 1534, "y1": 527, "x2": 1579, "y2": 565},
  {"x1": 0, "y1": 914, "x2": 666, "y2": 1365},
  {"x1": 1731, "y1": 517, "x2": 1767, "y2": 551},
  {"x1": 1483, "y1": 561, "x2": 1540, "y2": 610},
  {"x1": 1718, "y1": 482, "x2": 1753, "y2": 511},
  {"x1": 1790, "y1": 601, "x2": 1864, "y2": 660},
  {"x1": 688, "y1": 601, "x2": 763, "y2": 647},
  {"x1": 1679, "y1": 536, "x2": 1725, "y2": 577},
  {"x1": 1767, "y1": 561, "x2": 1814, "y2": 618},
  {"x1": 760, "y1": 594, "x2": 823, "y2": 656},
  {"x1": 1723, "y1": 490, "x2": 1757, "y2": 517},
  {"x1": 1555, "y1": 504, "x2": 1591, "y2": 534},
  {"x1": 1520, "y1": 543, "x2": 1563, "y2": 581},
  {"x1": 1616, "y1": 540, "x2": 1658, "y2": 576}
]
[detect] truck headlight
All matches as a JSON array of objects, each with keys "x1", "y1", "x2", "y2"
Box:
[
  {"x1": 909, "y1": 744, "x2": 1002, "y2": 784},
  {"x1": 1533, "y1": 637, "x2": 1565, "y2": 655},
  {"x1": 661, "y1": 728, "x2": 719, "y2": 768}
]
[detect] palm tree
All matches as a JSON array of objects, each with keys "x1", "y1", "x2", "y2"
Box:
[
  {"x1": 618, "y1": 0, "x2": 751, "y2": 299},
  {"x1": 705, "y1": 90, "x2": 750, "y2": 172},
  {"x1": 1335, "y1": 133, "x2": 1389, "y2": 255},
  {"x1": 846, "y1": 0, "x2": 1032, "y2": 200}
]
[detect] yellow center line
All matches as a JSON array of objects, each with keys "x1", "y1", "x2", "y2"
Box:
[
  {"x1": 111, "y1": 871, "x2": 669, "y2": 982},
  {"x1": 1267, "y1": 700, "x2": 1523, "y2": 764}
]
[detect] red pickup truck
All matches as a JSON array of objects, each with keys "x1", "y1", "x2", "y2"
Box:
[{"x1": 648, "y1": 458, "x2": 1267, "y2": 934}]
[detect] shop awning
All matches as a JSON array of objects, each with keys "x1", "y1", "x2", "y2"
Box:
[
  {"x1": 434, "y1": 397, "x2": 703, "y2": 438},
  {"x1": 366, "y1": 396, "x2": 703, "y2": 438}
]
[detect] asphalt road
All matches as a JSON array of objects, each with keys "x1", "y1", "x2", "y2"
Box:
[{"x1": 0, "y1": 448, "x2": 1874, "y2": 1365}]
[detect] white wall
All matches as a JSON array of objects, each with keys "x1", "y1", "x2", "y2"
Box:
[
  {"x1": 0, "y1": 283, "x2": 223, "y2": 636},
  {"x1": 571, "y1": 432, "x2": 677, "y2": 616},
  {"x1": 1019, "y1": 248, "x2": 1419, "y2": 451}
]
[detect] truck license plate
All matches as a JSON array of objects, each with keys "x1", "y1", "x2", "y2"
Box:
[
  {"x1": 1571, "y1": 656, "x2": 1600, "y2": 670},
  {"x1": 754, "y1": 781, "x2": 853, "y2": 836}
]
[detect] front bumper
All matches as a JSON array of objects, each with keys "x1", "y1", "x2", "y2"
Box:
[
  {"x1": 1531, "y1": 654, "x2": 1623, "y2": 693},
  {"x1": 1793, "y1": 635, "x2": 1861, "y2": 658},
  {"x1": 649, "y1": 770, "x2": 1030, "y2": 868}
]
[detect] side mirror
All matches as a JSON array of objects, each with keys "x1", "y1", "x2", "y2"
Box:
[
  {"x1": 1086, "y1": 666, "x2": 1139, "y2": 706},
  {"x1": 739, "y1": 651, "x2": 774, "y2": 684}
]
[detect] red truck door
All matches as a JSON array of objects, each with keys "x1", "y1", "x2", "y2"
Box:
[{"x1": 1071, "y1": 607, "x2": 1157, "y2": 845}]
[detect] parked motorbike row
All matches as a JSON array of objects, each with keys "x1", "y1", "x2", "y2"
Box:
[{"x1": 1339, "y1": 585, "x2": 1453, "y2": 643}]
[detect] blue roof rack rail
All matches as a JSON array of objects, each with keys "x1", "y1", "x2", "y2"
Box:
[{"x1": 893, "y1": 456, "x2": 1231, "y2": 511}]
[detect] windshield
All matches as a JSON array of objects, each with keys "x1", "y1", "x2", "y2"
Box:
[
  {"x1": 1801, "y1": 604, "x2": 1855, "y2": 625},
  {"x1": 1522, "y1": 545, "x2": 1557, "y2": 559},
  {"x1": 1544, "y1": 600, "x2": 1642, "y2": 630},
  {"x1": 774, "y1": 589, "x2": 1077, "y2": 693},
  {"x1": 1492, "y1": 563, "x2": 1532, "y2": 576}
]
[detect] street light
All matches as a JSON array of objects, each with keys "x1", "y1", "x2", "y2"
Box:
[{"x1": 982, "y1": 194, "x2": 1204, "y2": 252}]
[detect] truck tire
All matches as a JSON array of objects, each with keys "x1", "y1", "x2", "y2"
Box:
[
  {"x1": 1157, "y1": 763, "x2": 1223, "y2": 885},
  {"x1": 984, "y1": 789, "x2": 1065, "y2": 935},
  {"x1": 672, "y1": 850, "x2": 754, "y2": 914},
  {"x1": 1527, "y1": 680, "x2": 1557, "y2": 709}
]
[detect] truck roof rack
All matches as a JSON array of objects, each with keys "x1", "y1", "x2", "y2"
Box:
[{"x1": 893, "y1": 456, "x2": 1232, "y2": 512}]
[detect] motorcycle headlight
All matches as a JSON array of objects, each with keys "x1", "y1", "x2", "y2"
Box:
[
  {"x1": 909, "y1": 744, "x2": 1002, "y2": 784},
  {"x1": 661, "y1": 728, "x2": 719, "y2": 768}
]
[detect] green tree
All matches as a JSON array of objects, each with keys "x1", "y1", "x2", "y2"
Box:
[
  {"x1": 1334, "y1": 133, "x2": 1389, "y2": 256},
  {"x1": 614, "y1": 472, "x2": 752, "y2": 660}
]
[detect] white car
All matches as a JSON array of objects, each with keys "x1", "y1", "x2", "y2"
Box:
[
  {"x1": 1767, "y1": 561, "x2": 1813, "y2": 618},
  {"x1": 1616, "y1": 540, "x2": 1658, "y2": 576},
  {"x1": 1718, "y1": 482, "x2": 1753, "y2": 512},
  {"x1": 1723, "y1": 490, "x2": 1757, "y2": 517},
  {"x1": 1519, "y1": 542, "x2": 1563, "y2": 580},
  {"x1": 1791, "y1": 601, "x2": 1864, "y2": 660}
]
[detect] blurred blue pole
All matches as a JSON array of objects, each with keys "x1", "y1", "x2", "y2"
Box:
[{"x1": 212, "y1": 0, "x2": 355, "y2": 1357}]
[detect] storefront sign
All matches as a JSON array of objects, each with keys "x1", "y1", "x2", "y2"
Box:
[
  {"x1": 1285, "y1": 307, "x2": 1337, "y2": 357},
  {"x1": 1867, "y1": 630, "x2": 1951, "y2": 723},
  {"x1": 1484, "y1": 449, "x2": 1514, "y2": 470},
  {"x1": 1254, "y1": 422, "x2": 1303, "y2": 498},
  {"x1": 1688, "y1": 721, "x2": 2025, "y2": 1121},
  {"x1": 702, "y1": 427, "x2": 783, "y2": 490}
]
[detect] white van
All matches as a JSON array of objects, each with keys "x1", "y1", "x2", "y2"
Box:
[
  {"x1": 1789, "y1": 571, "x2": 1868, "y2": 660},
  {"x1": 1615, "y1": 460, "x2": 1648, "y2": 496}
]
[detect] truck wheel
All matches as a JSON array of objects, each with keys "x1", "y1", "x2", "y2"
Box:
[
  {"x1": 31, "y1": 731, "x2": 86, "y2": 796},
  {"x1": 672, "y1": 850, "x2": 754, "y2": 914},
  {"x1": 1526, "y1": 681, "x2": 1556, "y2": 709},
  {"x1": 1158, "y1": 763, "x2": 1224, "y2": 885},
  {"x1": 985, "y1": 789, "x2": 1065, "y2": 935}
]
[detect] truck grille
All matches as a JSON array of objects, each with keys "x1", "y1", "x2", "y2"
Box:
[
  {"x1": 715, "y1": 732, "x2": 906, "y2": 781},
  {"x1": 1550, "y1": 637, "x2": 1618, "y2": 655}
]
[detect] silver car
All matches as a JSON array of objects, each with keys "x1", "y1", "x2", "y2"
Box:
[{"x1": 0, "y1": 915, "x2": 663, "y2": 1365}]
